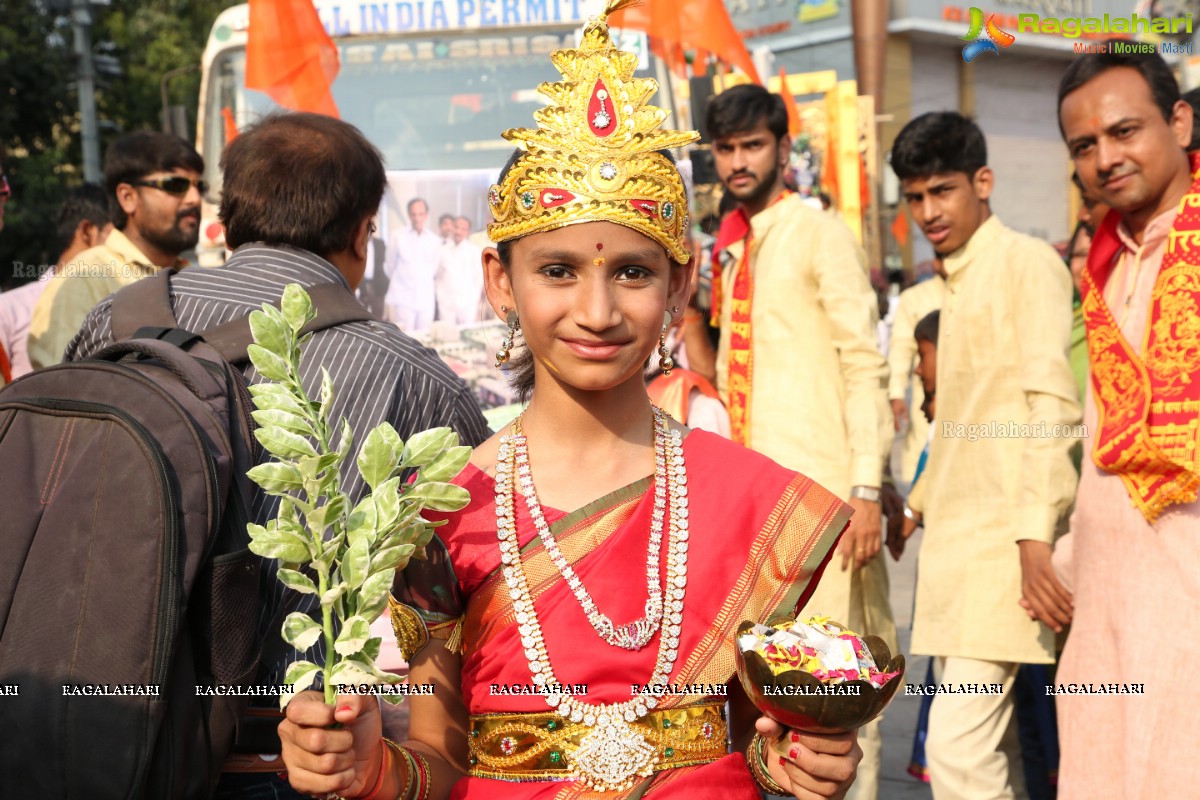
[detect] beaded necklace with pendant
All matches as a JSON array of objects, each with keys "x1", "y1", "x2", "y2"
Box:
[{"x1": 492, "y1": 407, "x2": 690, "y2": 791}]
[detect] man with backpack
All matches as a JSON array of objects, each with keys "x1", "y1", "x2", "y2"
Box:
[{"x1": 49, "y1": 112, "x2": 490, "y2": 798}]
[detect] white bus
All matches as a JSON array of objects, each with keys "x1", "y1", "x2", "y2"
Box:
[{"x1": 195, "y1": 0, "x2": 657, "y2": 414}]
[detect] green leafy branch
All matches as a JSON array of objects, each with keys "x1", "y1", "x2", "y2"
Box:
[{"x1": 245, "y1": 284, "x2": 471, "y2": 708}]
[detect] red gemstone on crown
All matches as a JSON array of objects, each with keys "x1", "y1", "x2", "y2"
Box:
[
  {"x1": 540, "y1": 189, "x2": 576, "y2": 208},
  {"x1": 588, "y1": 79, "x2": 616, "y2": 137}
]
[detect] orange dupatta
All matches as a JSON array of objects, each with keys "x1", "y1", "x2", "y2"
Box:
[{"x1": 1081, "y1": 152, "x2": 1200, "y2": 522}]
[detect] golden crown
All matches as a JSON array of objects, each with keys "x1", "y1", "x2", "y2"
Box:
[{"x1": 486, "y1": 0, "x2": 699, "y2": 263}]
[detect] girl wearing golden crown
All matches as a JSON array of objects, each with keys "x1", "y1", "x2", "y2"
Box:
[{"x1": 278, "y1": 3, "x2": 860, "y2": 798}]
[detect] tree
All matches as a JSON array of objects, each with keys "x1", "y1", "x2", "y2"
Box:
[
  {"x1": 0, "y1": 0, "x2": 77, "y2": 283},
  {"x1": 0, "y1": 0, "x2": 237, "y2": 285}
]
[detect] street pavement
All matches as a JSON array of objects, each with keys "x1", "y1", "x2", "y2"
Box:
[{"x1": 875, "y1": 525, "x2": 934, "y2": 800}]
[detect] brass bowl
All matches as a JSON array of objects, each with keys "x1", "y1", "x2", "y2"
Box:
[{"x1": 734, "y1": 619, "x2": 905, "y2": 733}]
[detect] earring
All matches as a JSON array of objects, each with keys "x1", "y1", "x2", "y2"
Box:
[
  {"x1": 659, "y1": 311, "x2": 674, "y2": 377},
  {"x1": 495, "y1": 308, "x2": 519, "y2": 367}
]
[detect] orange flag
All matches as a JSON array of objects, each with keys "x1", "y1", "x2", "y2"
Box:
[
  {"x1": 779, "y1": 68, "x2": 802, "y2": 138},
  {"x1": 609, "y1": 0, "x2": 761, "y2": 84},
  {"x1": 891, "y1": 207, "x2": 909, "y2": 247},
  {"x1": 246, "y1": 0, "x2": 340, "y2": 118}
]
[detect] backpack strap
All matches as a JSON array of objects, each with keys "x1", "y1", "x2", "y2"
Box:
[
  {"x1": 110, "y1": 269, "x2": 179, "y2": 341},
  {"x1": 109, "y1": 272, "x2": 377, "y2": 364},
  {"x1": 199, "y1": 283, "x2": 377, "y2": 364}
]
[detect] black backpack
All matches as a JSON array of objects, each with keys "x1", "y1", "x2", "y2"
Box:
[{"x1": 0, "y1": 270, "x2": 374, "y2": 798}]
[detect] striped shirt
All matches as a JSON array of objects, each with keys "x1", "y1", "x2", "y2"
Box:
[{"x1": 65, "y1": 243, "x2": 491, "y2": 685}]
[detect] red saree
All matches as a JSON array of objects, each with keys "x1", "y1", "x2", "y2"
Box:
[{"x1": 429, "y1": 430, "x2": 850, "y2": 799}]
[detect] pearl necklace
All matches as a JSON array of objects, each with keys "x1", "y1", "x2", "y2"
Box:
[
  {"x1": 493, "y1": 409, "x2": 690, "y2": 791},
  {"x1": 512, "y1": 410, "x2": 668, "y2": 650}
]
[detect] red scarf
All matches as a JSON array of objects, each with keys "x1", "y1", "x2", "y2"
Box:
[{"x1": 1081, "y1": 153, "x2": 1200, "y2": 521}]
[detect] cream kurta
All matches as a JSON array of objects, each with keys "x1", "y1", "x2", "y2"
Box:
[
  {"x1": 1053, "y1": 207, "x2": 1200, "y2": 799},
  {"x1": 715, "y1": 193, "x2": 895, "y2": 649},
  {"x1": 913, "y1": 215, "x2": 1081, "y2": 664},
  {"x1": 27, "y1": 230, "x2": 169, "y2": 369},
  {"x1": 886, "y1": 276, "x2": 945, "y2": 483}
]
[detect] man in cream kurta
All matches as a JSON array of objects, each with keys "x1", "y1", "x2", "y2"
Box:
[
  {"x1": 1048, "y1": 53, "x2": 1200, "y2": 799},
  {"x1": 705, "y1": 84, "x2": 894, "y2": 800},
  {"x1": 892, "y1": 111, "x2": 1080, "y2": 800},
  {"x1": 27, "y1": 230, "x2": 171, "y2": 368}
]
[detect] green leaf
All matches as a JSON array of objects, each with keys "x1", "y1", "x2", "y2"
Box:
[
  {"x1": 346, "y1": 495, "x2": 379, "y2": 549},
  {"x1": 334, "y1": 615, "x2": 372, "y2": 656},
  {"x1": 255, "y1": 426, "x2": 318, "y2": 460},
  {"x1": 321, "y1": 581, "x2": 348, "y2": 607},
  {"x1": 363, "y1": 636, "x2": 382, "y2": 662},
  {"x1": 277, "y1": 568, "x2": 318, "y2": 595},
  {"x1": 246, "y1": 462, "x2": 304, "y2": 494},
  {"x1": 336, "y1": 418, "x2": 354, "y2": 465},
  {"x1": 280, "y1": 660, "x2": 321, "y2": 709},
  {"x1": 319, "y1": 368, "x2": 335, "y2": 419},
  {"x1": 248, "y1": 307, "x2": 289, "y2": 356},
  {"x1": 405, "y1": 482, "x2": 471, "y2": 512},
  {"x1": 282, "y1": 613, "x2": 322, "y2": 651},
  {"x1": 280, "y1": 283, "x2": 316, "y2": 333},
  {"x1": 248, "y1": 384, "x2": 311, "y2": 417},
  {"x1": 343, "y1": 538, "x2": 371, "y2": 591},
  {"x1": 305, "y1": 496, "x2": 346, "y2": 537},
  {"x1": 416, "y1": 445, "x2": 471, "y2": 484},
  {"x1": 330, "y1": 659, "x2": 375, "y2": 688},
  {"x1": 252, "y1": 408, "x2": 315, "y2": 437},
  {"x1": 401, "y1": 427, "x2": 456, "y2": 467},
  {"x1": 247, "y1": 344, "x2": 291, "y2": 382},
  {"x1": 357, "y1": 568, "x2": 396, "y2": 621},
  {"x1": 377, "y1": 423, "x2": 404, "y2": 463},
  {"x1": 356, "y1": 427, "x2": 398, "y2": 491},
  {"x1": 372, "y1": 543, "x2": 416, "y2": 573},
  {"x1": 248, "y1": 526, "x2": 312, "y2": 563},
  {"x1": 373, "y1": 478, "x2": 402, "y2": 531}
]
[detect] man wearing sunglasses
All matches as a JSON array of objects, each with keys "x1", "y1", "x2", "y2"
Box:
[{"x1": 27, "y1": 131, "x2": 203, "y2": 369}]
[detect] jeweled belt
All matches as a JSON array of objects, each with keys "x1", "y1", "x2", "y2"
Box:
[{"x1": 467, "y1": 702, "x2": 728, "y2": 783}]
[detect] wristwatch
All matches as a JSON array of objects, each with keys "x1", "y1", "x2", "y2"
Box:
[{"x1": 850, "y1": 485, "x2": 881, "y2": 503}]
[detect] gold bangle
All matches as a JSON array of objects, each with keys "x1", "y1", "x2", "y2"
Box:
[
  {"x1": 384, "y1": 739, "x2": 414, "y2": 800},
  {"x1": 411, "y1": 750, "x2": 431, "y2": 800},
  {"x1": 747, "y1": 733, "x2": 789, "y2": 795}
]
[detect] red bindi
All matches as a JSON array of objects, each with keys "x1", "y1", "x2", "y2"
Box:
[{"x1": 596, "y1": 243, "x2": 603, "y2": 250}]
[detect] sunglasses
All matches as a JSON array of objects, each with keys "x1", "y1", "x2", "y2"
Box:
[
  {"x1": 132, "y1": 176, "x2": 207, "y2": 197},
  {"x1": 0, "y1": 173, "x2": 10, "y2": 198}
]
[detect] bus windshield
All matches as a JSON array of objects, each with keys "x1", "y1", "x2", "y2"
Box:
[{"x1": 202, "y1": 29, "x2": 577, "y2": 192}]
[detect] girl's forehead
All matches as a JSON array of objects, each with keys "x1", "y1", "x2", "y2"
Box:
[{"x1": 513, "y1": 221, "x2": 670, "y2": 259}]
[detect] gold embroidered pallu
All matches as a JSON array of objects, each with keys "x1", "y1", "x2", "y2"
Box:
[{"x1": 1082, "y1": 153, "x2": 1200, "y2": 522}]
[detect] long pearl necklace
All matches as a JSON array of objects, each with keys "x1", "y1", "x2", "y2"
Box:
[
  {"x1": 512, "y1": 410, "x2": 668, "y2": 650},
  {"x1": 493, "y1": 408, "x2": 690, "y2": 790}
]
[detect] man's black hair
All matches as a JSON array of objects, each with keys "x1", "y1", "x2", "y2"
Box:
[
  {"x1": 220, "y1": 112, "x2": 385, "y2": 258},
  {"x1": 1057, "y1": 44, "x2": 1181, "y2": 138},
  {"x1": 705, "y1": 84, "x2": 788, "y2": 142},
  {"x1": 1183, "y1": 86, "x2": 1200, "y2": 150},
  {"x1": 890, "y1": 112, "x2": 987, "y2": 182},
  {"x1": 914, "y1": 309, "x2": 940, "y2": 345},
  {"x1": 103, "y1": 131, "x2": 204, "y2": 229},
  {"x1": 55, "y1": 183, "x2": 111, "y2": 255}
]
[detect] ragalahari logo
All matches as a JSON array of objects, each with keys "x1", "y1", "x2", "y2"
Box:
[{"x1": 961, "y1": 7, "x2": 1016, "y2": 62}]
